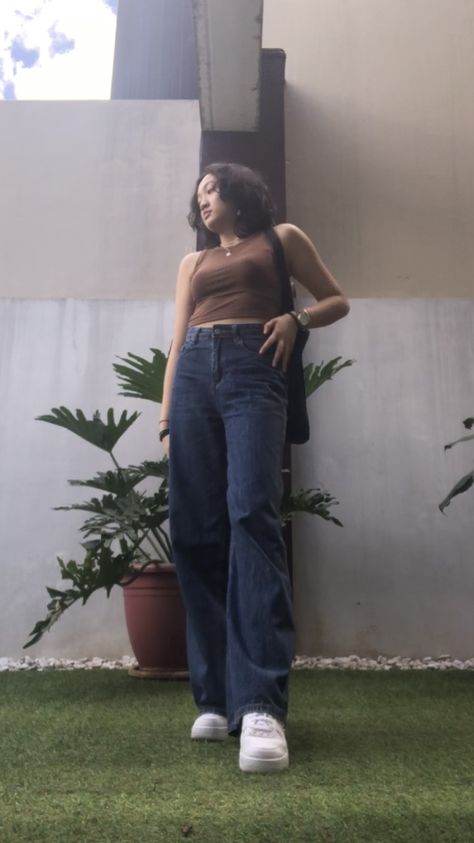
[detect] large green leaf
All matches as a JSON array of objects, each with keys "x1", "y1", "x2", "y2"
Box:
[
  {"x1": 444, "y1": 434, "x2": 474, "y2": 451},
  {"x1": 23, "y1": 539, "x2": 138, "y2": 649},
  {"x1": 304, "y1": 357, "x2": 354, "y2": 399},
  {"x1": 68, "y1": 469, "x2": 140, "y2": 496},
  {"x1": 36, "y1": 407, "x2": 140, "y2": 452},
  {"x1": 54, "y1": 488, "x2": 169, "y2": 538},
  {"x1": 126, "y1": 459, "x2": 169, "y2": 482},
  {"x1": 281, "y1": 487, "x2": 343, "y2": 527},
  {"x1": 114, "y1": 348, "x2": 168, "y2": 403},
  {"x1": 66, "y1": 458, "x2": 169, "y2": 495},
  {"x1": 440, "y1": 415, "x2": 474, "y2": 511},
  {"x1": 439, "y1": 470, "x2": 474, "y2": 513}
]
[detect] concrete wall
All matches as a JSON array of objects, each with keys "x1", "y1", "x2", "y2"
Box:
[
  {"x1": 294, "y1": 297, "x2": 474, "y2": 658},
  {"x1": 2, "y1": 1, "x2": 474, "y2": 659},
  {"x1": 2, "y1": 294, "x2": 473, "y2": 659},
  {"x1": 111, "y1": 0, "x2": 198, "y2": 100},
  {"x1": 0, "y1": 101, "x2": 198, "y2": 298},
  {"x1": 0, "y1": 298, "x2": 177, "y2": 658},
  {"x1": 263, "y1": 0, "x2": 474, "y2": 298},
  {"x1": 0, "y1": 101, "x2": 200, "y2": 658},
  {"x1": 261, "y1": 0, "x2": 474, "y2": 655}
]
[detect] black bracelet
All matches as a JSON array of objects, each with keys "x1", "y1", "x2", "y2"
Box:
[
  {"x1": 159, "y1": 427, "x2": 170, "y2": 442},
  {"x1": 287, "y1": 311, "x2": 300, "y2": 328}
]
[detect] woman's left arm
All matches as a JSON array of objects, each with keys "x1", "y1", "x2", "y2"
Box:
[
  {"x1": 277, "y1": 223, "x2": 350, "y2": 327},
  {"x1": 261, "y1": 223, "x2": 350, "y2": 370}
]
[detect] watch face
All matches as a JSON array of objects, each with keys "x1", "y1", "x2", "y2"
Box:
[{"x1": 299, "y1": 310, "x2": 310, "y2": 327}]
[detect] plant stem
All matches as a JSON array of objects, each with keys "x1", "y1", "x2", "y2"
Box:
[
  {"x1": 110, "y1": 452, "x2": 122, "y2": 471},
  {"x1": 148, "y1": 527, "x2": 172, "y2": 561},
  {"x1": 142, "y1": 531, "x2": 163, "y2": 559}
]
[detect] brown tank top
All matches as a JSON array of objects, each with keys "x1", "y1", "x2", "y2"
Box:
[{"x1": 188, "y1": 230, "x2": 283, "y2": 326}]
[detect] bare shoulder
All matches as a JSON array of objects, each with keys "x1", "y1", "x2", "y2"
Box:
[
  {"x1": 180, "y1": 250, "x2": 201, "y2": 273},
  {"x1": 273, "y1": 222, "x2": 300, "y2": 238},
  {"x1": 273, "y1": 223, "x2": 312, "y2": 275},
  {"x1": 175, "y1": 250, "x2": 203, "y2": 291},
  {"x1": 273, "y1": 223, "x2": 348, "y2": 301},
  {"x1": 274, "y1": 222, "x2": 309, "y2": 248}
]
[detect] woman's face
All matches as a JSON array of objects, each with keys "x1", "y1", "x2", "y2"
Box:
[{"x1": 196, "y1": 173, "x2": 236, "y2": 232}]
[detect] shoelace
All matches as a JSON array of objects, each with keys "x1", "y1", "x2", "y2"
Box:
[{"x1": 246, "y1": 713, "x2": 281, "y2": 736}]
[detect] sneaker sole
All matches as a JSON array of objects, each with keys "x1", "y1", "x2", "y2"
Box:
[
  {"x1": 239, "y1": 752, "x2": 289, "y2": 773},
  {"x1": 191, "y1": 726, "x2": 228, "y2": 741}
]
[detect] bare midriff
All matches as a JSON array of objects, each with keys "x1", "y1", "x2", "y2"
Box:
[{"x1": 192, "y1": 317, "x2": 266, "y2": 327}]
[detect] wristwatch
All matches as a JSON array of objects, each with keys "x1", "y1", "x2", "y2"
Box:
[{"x1": 288, "y1": 308, "x2": 311, "y2": 329}]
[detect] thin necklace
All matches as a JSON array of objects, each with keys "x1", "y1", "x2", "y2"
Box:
[{"x1": 220, "y1": 237, "x2": 242, "y2": 257}]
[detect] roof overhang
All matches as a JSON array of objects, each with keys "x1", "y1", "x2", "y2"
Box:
[{"x1": 192, "y1": 0, "x2": 263, "y2": 131}]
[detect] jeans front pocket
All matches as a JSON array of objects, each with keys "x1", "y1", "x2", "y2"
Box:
[
  {"x1": 239, "y1": 331, "x2": 267, "y2": 355},
  {"x1": 179, "y1": 331, "x2": 199, "y2": 354},
  {"x1": 238, "y1": 332, "x2": 287, "y2": 380}
]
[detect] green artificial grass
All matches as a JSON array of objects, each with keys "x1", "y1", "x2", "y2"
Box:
[{"x1": 1, "y1": 669, "x2": 474, "y2": 842}]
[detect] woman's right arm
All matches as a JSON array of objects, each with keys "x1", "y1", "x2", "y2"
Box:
[{"x1": 159, "y1": 251, "x2": 199, "y2": 453}]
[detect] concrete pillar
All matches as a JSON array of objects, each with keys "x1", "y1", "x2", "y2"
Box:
[{"x1": 111, "y1": 0, "x2": 198, "y2": 99}]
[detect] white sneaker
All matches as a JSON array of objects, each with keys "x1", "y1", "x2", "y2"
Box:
[
  {"x1": 191, "y1": 713, "x2": 228, "y2": 741},
  {"x1": 239, "y1": 712, "x2": 289, "y2": 772}
]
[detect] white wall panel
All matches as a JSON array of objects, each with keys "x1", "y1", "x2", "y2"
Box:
[
  {"x1": 1, "y1": 298, "x2": 473, "y2": 658},
  {"x1": 294, "y1": 297, "x2": 474, "y2": 657},
  {"x1": 0, "y1": 298, "x2": 175, "y2": 658}
]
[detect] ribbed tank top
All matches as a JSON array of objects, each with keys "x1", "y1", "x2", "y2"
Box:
[{"x1": 188, "y1": 230, "x2": 283, "y2": 326}]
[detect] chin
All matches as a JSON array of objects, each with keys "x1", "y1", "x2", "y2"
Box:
[{"x1": 203, "y1": 220, "x2": 220, "y2": 233}]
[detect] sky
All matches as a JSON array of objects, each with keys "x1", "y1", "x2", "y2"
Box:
[{"x1": 0, "y1": 0, "x2": 118, "y2": 100}]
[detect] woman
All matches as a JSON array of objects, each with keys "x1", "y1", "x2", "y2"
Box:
[{"x1": 160, "y1": 162, "x2": 350, "y2": 773}]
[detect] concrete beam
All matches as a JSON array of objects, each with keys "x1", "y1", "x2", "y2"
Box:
[{"x1": 192, "y1": 0, "x2": 263, "y2": 131}]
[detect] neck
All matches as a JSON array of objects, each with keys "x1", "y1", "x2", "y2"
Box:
[
  {"x1": 218, "y1": 226, "x2": 241, "y2": 247},
  {"x1": 220, "y1": 235, "x2": 241, "y2": 248}
]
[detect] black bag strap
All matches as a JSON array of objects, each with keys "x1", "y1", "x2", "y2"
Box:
[{"x1": 264, "y1": 226, "x2": 294, "y2": 314}]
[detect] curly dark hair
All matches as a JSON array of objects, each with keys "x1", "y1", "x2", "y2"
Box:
[{"x1": 188, "y1": 162, "x2": 276, "y2": 248}]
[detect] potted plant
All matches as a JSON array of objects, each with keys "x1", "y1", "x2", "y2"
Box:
[{"x1": 23, "y1": 347, "x2": 354, "y2": 673}]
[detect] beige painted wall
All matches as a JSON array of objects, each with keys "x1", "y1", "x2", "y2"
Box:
[
  {"x1": 263, "y1": 0, "x2": 474, "y2": 297},
  {"x1": 0, "y1": 101, "x2": 199, "y2": 299}
]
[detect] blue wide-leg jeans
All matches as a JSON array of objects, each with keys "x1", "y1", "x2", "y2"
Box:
[{"x1": 168, "y1": 323, "x2": 295, "y2": 736}]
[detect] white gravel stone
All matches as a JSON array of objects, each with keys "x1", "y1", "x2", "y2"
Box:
[
  {"x1": 291, "y1": 654, "x2": 474, "y2": 671},
  {"x1": 1, "y1": 654, "x2": 473, "y2": 672},
  {"x1": 0, "y1": 656, "x2": 139, "y2": 672}
]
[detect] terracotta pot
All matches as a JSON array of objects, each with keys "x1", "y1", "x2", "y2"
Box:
[{"x1": 121, "y1": 562, "x2": 188, "y2": 679}]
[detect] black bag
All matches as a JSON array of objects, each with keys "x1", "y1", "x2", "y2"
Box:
[{"x1": 264, "y1": 227, "x2": 310, "y2": 444}]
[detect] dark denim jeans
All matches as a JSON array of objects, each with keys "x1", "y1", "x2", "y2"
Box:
[{"x1": 168, "y1": 323, "x2": 295, "y2": 736}]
